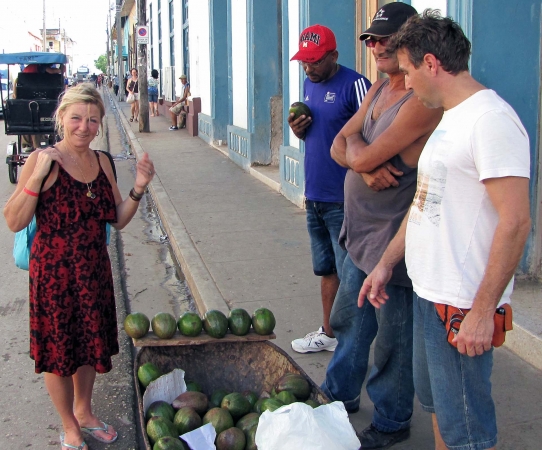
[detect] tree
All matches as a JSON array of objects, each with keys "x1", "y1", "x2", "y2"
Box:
[{"x1": 94, "y1": 54, "x2": 108, "y2": 74}]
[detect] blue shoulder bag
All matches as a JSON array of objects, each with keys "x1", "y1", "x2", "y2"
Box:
[
  {"x1": 13, "y1": 162, "x2": 55, "y2": 271},
  {"x1": 13, "y1": 216, "x2": 37, "y2": 270}
]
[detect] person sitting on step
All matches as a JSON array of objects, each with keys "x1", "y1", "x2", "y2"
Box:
[{"x1": 169, "y1": 74, "x2": 190, "y2": 130}]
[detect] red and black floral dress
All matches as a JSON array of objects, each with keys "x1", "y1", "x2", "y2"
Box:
[{"x1": 29, "y1": 152, "x2": 118, "y2": 377}]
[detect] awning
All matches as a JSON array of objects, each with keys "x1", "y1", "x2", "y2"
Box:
[{"x1": 0, "y1": 52, "x2": 68, "y2": 65}]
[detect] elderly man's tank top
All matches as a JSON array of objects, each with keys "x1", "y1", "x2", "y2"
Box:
[{"x1": 339, "y1": 80, "x2": 416, "y2": 287}]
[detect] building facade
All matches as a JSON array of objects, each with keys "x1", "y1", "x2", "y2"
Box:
[{"x1": 118, "y1": 0, "x2": 541, "y2": 277}]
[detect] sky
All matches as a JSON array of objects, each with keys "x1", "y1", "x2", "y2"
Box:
[{"x1": 2, "y1": 0, "x2": 113, "y2": 73}]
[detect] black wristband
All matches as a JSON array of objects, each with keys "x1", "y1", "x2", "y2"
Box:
[{"x1": 129, "y1": 188, "x2": 144, "y2": 202}]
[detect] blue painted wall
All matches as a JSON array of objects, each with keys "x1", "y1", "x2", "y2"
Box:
[
  {"x1": 209, "y1": 0, "x2": 229, "y2": 142},
  {"x1": 301, "y1": 0, "x2": 357, "y2": 71},
  {"x1": 470, "y1": 0, "x2": 541, "y2": 273},
  {"x1": 225, "y1": 0, "x2": 281, "y2": 167},
  {"x1": 249, "y1": 0, "x2": 281, "y2": 164}
]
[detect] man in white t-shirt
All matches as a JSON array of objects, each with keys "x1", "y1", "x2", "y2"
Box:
[{"x1": 359, "y1": 10, "x2": 531, "y2": 450}]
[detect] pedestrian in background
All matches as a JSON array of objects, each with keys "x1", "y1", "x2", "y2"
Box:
[
  {"x1": 3, "y1": 83, "x2": 155, "y2": 450},
  {"x1": 113, "y1": 74, "x2": 119, "y2": 97},
  {"x1": 124, "y1": 72, "x2": 130, "y2": 97},
  {"x1": 126, "y1": 68, "x2": 139, "y2": 122},
  {"x1": 148, "y1": 69, "x2": 160, "y2": 117},
  {"x1": 288, "y1": 25, "x2": 371, "y2": 354},
  {"x1": 361, "y1": 10, "x2": 531, "y2": 450}
]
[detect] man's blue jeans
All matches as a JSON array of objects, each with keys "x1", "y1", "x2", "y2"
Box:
[
  {"x1": 321, "y1": 253, "x2": 414, "y2": 432},
  {"x1": 413, "y1": 294, "x2": 497, "y2": 449}
]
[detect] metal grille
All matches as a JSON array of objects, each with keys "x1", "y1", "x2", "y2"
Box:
[{"x1": 163, "y1": 66, "x2": 176, "y2": 102}]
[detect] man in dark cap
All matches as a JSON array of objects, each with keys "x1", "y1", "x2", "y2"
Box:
[
  {"x1": 323, "y1": 4, "x2": 442, "y2": 448},
  {"x1": 288, "y1": 25, "x2": 371, "y2": 355}
]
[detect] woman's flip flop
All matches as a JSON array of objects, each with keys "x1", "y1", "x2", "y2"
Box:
[
  {"x1": 60, "y1": 433, "x2": 87, "y2": 450},
  {"x1": 80, "y1": 421, "x2": 118, "y2": 444}
]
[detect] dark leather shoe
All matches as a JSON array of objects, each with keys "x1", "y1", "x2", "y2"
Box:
[{"x1": 357, "y1": 424, "x2": 410, "y2": 449}]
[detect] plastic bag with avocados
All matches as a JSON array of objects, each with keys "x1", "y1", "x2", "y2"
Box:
[{"x1": 255, "y1": 401, "x2": 360, "y2": 450}]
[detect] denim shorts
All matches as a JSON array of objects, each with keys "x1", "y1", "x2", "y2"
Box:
[
  {"x1": 413, "y1": 294, "x2": 497, "y2": 450},
  {"x1": 149, "y1": 92, "x2": 158, "y2": 102},
  {"x1": 305, "y1": 200, "x2": 346, "y2": 277}
]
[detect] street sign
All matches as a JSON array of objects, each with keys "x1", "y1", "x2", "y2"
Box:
[{"x1": 136, "y1": 26, "x2": 149, "y2": 45}]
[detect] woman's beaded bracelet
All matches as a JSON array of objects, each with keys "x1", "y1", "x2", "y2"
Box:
[{"x1": 129, "y1": 188, "x2": 144, "y2": 202}]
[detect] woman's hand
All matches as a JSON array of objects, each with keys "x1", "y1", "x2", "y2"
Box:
[
  {"x1": 134, "y1": 152, "x2": 155, "y2": 193},
  {"x1": 30, "y1": 147, "x2": 63, "y2": 183},
  {"x1": 111, "y1": 153, "x2": 154, "y2": 230},
  {"x1": 3, "y1": 147, "x2": 63, "y2": 232}
]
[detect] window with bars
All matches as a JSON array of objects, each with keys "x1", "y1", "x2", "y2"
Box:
[
  {"x1": 169, "y1": 0, "x2": 175, "y2": 67},
  {"x1": 158, "y1": 0, "x2": 162, "y2": 41},
  {"x1": 158, "y1": 0, "x2": 163, "y2": 90},
  {"x1": 163, "y1": 66, "x2": 176, "y2": 102}
]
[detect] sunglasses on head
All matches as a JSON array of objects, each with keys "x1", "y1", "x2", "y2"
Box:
[{"x1": 365, "y1": 36, "x2": 391, "y2": 48}]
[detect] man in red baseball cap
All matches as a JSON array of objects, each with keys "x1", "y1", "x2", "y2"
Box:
[
  {"x1": 288, "y1": 25, "x2": 371, "y2": 355},
  {"x1": 290, "y1": 24, "x2": 337, "y2": 63}
]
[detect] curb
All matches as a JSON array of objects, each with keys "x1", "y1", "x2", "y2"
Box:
[
  {"x1": 504, "y1": 323, "x2": 542, "y2": 371},
  {"x1": 108, "y1": 90, "x2": 542, "y2": 371},
  {"x1": 111, "y1": 94, "x2": 230, "y2": 317}
]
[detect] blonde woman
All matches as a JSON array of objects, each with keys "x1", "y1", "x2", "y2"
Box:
[
  {"x1": 4, "y1": 83, "x2": 155, "y2": 450},
  {"x1": 126, "y1": 68, "x2": 139, "y2": 121}
]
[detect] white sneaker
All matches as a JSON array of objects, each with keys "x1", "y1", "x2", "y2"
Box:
[{"x1": 291, "y1": 326, "x2": 338, "y2": 353}]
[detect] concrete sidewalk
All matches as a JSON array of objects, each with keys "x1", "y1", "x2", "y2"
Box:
[{"x1": 110, "y1": 91, "x2": 542, "y2": 449}]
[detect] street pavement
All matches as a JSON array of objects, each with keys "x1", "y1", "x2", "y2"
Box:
[{"x1": 108, "y1": 90, "x2": 542, "y2": 449}]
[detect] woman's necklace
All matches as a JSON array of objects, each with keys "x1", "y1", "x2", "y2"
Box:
[{"x1": 66, "y1": 147, "x2": 96, "y2": 199}]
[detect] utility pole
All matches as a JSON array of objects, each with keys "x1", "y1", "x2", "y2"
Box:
[
  {"x1": 107, "y1": 4, "x2": 113, "y2": 79},
  {"x1": 137, "y1": 0, "x2": 149, "y2": 132},
  {"x1": 42, "y1": 0, "x2": 46, "y2": 51},
  {"x1": 58, "y1": 19, "x2": 60, "y2": 53},
  {"x1": 116, "y1": 0, "x2": 124, "y2": 101},
  {"x1": 106, "y1": 17, "x2": 111, "y2": 79}
]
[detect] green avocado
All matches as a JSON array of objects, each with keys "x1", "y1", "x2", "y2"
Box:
[
  {"x1": 221, "y1": 392, "x2": 252, "y2": 420},
  {"x1": 203, "y1": 310, "x2": 229, "y2": 338},
  {"x1": 289, "y1": 102, "x2": 312, "y2": 120},
  {"x1": 275, "y1": 372, "x2": 311, "y2": 401},
  {"x1": 228, "y1": 308, "x2": 252, "y2": 336}
]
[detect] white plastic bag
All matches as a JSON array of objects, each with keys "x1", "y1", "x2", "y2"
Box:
[
  {"x1": 255, "y1": 401, "x2": 360, "y2": 450},
  {"x1": 142, "y1": 368, "x2": 186, "y2": 414},
  {"x1": 181, "y1": 423, "x2": 216, "y2": 450}
]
